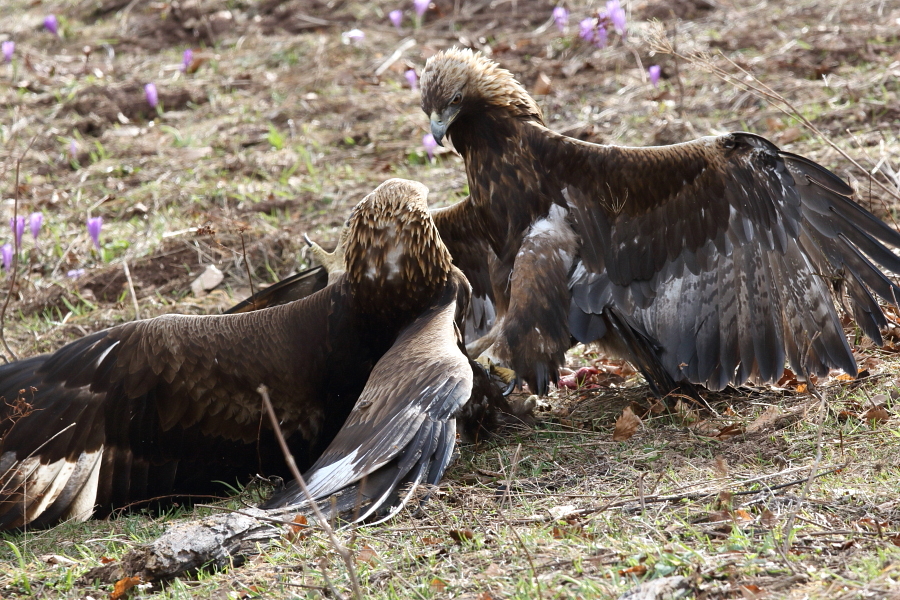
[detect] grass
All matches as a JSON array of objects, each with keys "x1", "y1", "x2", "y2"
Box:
[{"x1": 1, "y1": 0, "x2": 900, "y2": 597}]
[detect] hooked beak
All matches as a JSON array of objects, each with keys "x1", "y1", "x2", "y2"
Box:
[{"x1": 429, "y1": 106, "x2": 460, "y2": 146}]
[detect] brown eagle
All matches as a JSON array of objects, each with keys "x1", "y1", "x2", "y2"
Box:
[
  {"x1": 419, "y1": 48, "x2": 900, "y2": 395},
  {"x1": 0, "y1": 179, "x2": 502, "y2": 530}
]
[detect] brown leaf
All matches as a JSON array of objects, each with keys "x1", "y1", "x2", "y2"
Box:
[
  {"x1": 356, "y1": 545, "x2": 378, "y2": 565},
  {"x1": 716, "y1": 423, "x2": 744, "y2": 440},
  {"x1": 713, "y1": 455, "x2": 729, "y2": 477},
  {"x1": 99, "y1": 556, "x2": 115, "y2": 564},
  {"x1": 110, "y1": 576, "x2": 141, "y2": 600},
  {"x1": 741, "y1": 583, "x2": 766, "y2": 599},
  {"x1": 618, "y1": 564, "x2": 648, "y2": 576},
  {"x1": 746, "y1": 406, "x2": 781, "y2": 433},
  {"x1": 422, "y1": 536, "x2": 443, "y2": 545},
  {"x1": 760, "y1": 509, "x2": 777, "y2": 528},
  {"x1": 890, "y1": 534, "x2": 900, "y2": 547},
  {"x1": 533, "y1": 72, "x2": 552, "y2": 95},
  {"x1": 476, "y1": 593, "x2": 494, "y2": 600},
  {"x1": 612, "y1": 407, "x2": 641, "y2": 441},
  {"x1": 861, "y1": 406, "x2": 890, "y2": 424},
  {"x1": 286, "y1": 514, "x2": 309, "y2": 542},
  {"x1": 430, "y1": 578, "x2": 447, "y2": 593},
  {"x1": 448, "y1": 529, "x2": 475, "y2": 543}
]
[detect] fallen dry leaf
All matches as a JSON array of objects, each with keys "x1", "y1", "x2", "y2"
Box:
[
  {"x1": 286, "y1": 514, "x2": 309, "y2": 542},
  {"x1": 356, "y1": 545, "x2": 378, "y2": 565},
  {"x1": 619, "y1": 564, "x2": 648, "y2": 576},
  {"x1": 449, "y1": 529, "x2": 475, "y2": 543},
  {"x1": 612, "y1": 406, "x2": 641, "y2": 441},
  {"x1": 716, "y1": 423, "x2": 744, "y2": 440},
  {"x1": 861, "y1": 406, "x2": 890, "y2": 424},
  {"x1": 713, "y1": 455, "x2": 729, "y2": 477},
  {"x1": 422, "y1": 536, "x2": 443, "y2": 545},
  {"x1": 475, "y1": 593, "x2": 494, "y2": 600},
  {"x1": 533, "y1": 72, "x2": 552, "y2": 95},
  {"x1": 747, "y1": 405, "x2": 782, "y2": 433},
  {"x1": 110, "y1": 576, "x2": 141, "y2": 600},
  {"x1": 99, "y1": 556, "x2": 116, "y2": 564},
  {"x1": 430, "y1": 578, "x2": 448, "y2": 593}
]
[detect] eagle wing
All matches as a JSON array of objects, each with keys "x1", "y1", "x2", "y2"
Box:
[
  {"x1": 0, "y1": 282, "x2": 369, "y2": 530},
  {"x1": 551, "y1": 130, "x2": 900, "y2": 389},
  {"x1": 225, "y1": 265, "x2": 329, "y2": 314},
  {"x1": 432, "y1": 199, "x2": 498, "y2": 340},
  {"x1": 263, "y1": 277, "x2": 472, "y2": 522}
]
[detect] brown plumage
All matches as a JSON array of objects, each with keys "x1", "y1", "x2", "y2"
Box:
[
  {"x1": 0, "y1": 179, "x2": 489, "y2": 530},
  {"x1": 420, "y1": 48, "x2": 900, "y2": 394}
]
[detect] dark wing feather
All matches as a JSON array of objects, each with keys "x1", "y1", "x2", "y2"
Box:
[
  {"x1": 263, "y1": 278, "x2": 472, "y2": 522},
  {"x1": 225, "y1": 265, "x2": 329, "y2": 314},
  {"x1": 554, "y1": 130, "x2": 900, "y2": 389},
  {"x1": 0, "y1": 280, "x2": 371, "y2": 529},
  {"x1": 432, "y1": 199, "x2": 497, "y2": 340}
]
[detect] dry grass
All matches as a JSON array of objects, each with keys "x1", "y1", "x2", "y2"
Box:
[{"x1": 1, "y1": 0, "x2": 900, "y2": 597}]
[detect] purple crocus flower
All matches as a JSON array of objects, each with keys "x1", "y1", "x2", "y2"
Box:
[
  {"x1": 144, "y1": 83, "x2": 158, "y2": 109},
  {"x1": 1, "y1": 41, "x2": 13, "y2": 62},
  {"x1": 389, "y1": 9, "x2": 403, "y2": 30},
  {"x1": 67, "y1": 268, "x2": 85, "y2": 279},
  {"x1": 594, "y1": 22, "x2": 608, "y2": 48},
  {"x1": 9, "y1": 216, "x2": 24, "y2": 248},
  {"x1": 87, "y1": 216, "x2": 102, "y2": 251},
  {"x1": 405, "y1": 69, "x2": 418, "y2": 91},
  {"x1": 44, "y1": 15, "x2": 59, "y2": 36},
  {"x1": 29, "y1": 212, "x2": 43, "y2": 241},
  {"x1": 422, "y1": 133, "x2": 438, "y2": 161},
  {"x1": 69, "y1": 139, "x2": 78, "y2": 158},
  {"x1": 413, "y1": 0, "x2": 429, "y2": 18},
  {"x1": 579, "y1": 18, "x2": 596, "y2": 42},
  {"x1": 648, "y1": 65, "x2": 661, "y2": 87},
  {"x1": 1, "y1": 244, "x2": 12, "y2": 272},
  {"x1": 552, "y1": 7, "x2": 568, "y2": 32},
  {"x1": 606, "y1": 0, "x2": 626, "y2": 35},
  {"x1": 182, "y1": 48, "x2": 193, "y2": 72},
  {"x1": 342, "y1": 29, "x2": 365, "y2": 45}
]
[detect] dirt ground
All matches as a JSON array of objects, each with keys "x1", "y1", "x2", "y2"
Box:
[{"x1": 1, "y1": 0, "x2": 900, "y2": 598}]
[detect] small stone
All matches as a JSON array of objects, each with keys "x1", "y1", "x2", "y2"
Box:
[{"x1": 191, "y1": 265, "x2": 224, "y2": 296}]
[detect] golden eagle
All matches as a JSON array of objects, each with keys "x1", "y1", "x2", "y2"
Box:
[
  {"x1": 0, "y1": 179, "x2": 504, "y2": 530},
  {"x1": 419, "y1": 48, "x2": 900, "y2": 395}
]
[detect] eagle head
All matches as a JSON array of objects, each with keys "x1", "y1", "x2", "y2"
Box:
[
  {"x1": 344, "y1": 179, "x2": 453, "y2": 310},
  {"x1": 420, "y1": 48, "x2": 542, "y2": 146}
]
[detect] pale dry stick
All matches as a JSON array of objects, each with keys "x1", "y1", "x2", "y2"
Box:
[
  {"x1": 257, "y1": 384, "x2": 362, "y2": 600},
  {"x1": 494, "y1": 444, "x2": 543, "y2": 600},
  {"x1": 780, "y1": 385, "x2": 829, "y2": 556},
  {"x1": 0, "y1": 136, "x2": 37, "y2": 363},
  {"x1": 122, "y1": 260, "x2": 140, "y2": 320}
]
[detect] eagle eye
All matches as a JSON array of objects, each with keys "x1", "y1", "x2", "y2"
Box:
[{"x1": 450, "y1": 92, "x2": 462, "y2": 105}]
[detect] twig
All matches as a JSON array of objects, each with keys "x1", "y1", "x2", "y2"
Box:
[
  {"x1": 238, "y1": 229, "x2": 256, "y2": 305},
  {"x1": 122, "y1": 260, "x2": 140, "y2": 320},
  {"x1": 0, "y1": 136, "x2": 36, "y2": 363},
  {"x1": 374, "y1": 39, "x2": 416, "y2": 77},
  {"x1": 257, "y1": 384, "x2": 362, "y2": 600}
]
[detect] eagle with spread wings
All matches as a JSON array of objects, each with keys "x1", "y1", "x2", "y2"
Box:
[
  {"x1": 418, "y1": 48, "x2": 900, "y2": 395},
  {"x1": 0, "y1": 179, "x2": 511, "y2": 530}
]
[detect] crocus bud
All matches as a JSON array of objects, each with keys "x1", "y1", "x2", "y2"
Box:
[
  {"x1": 422, "y1": 133, "x2": 438, "y2": 160},
  {"x1": 648, "y1": 65, "x2": 661, "y2": 87},
  {"x1": 30, "y1": 212, "x2": 43, "y2": 241},
  {"x1": 145, "y1": 83, "x2": 158, "y2": 109},
  {"x1": 87, "y1": 216, "x2": 102, "y2": 251},
  {"x1": 44, "y1": 15, "x2": 59, "y2": 36}
]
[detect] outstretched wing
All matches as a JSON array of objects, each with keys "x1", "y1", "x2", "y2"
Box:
[
  {"x1": 0, "y1": 283, "x2": 368, "y2": 530},
  {"x1": 264, "y1": 277, "x2": 472, "y2": 522},
  {"x1": 556, "y1": 131, "x2": 900, "y2": 390}
]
